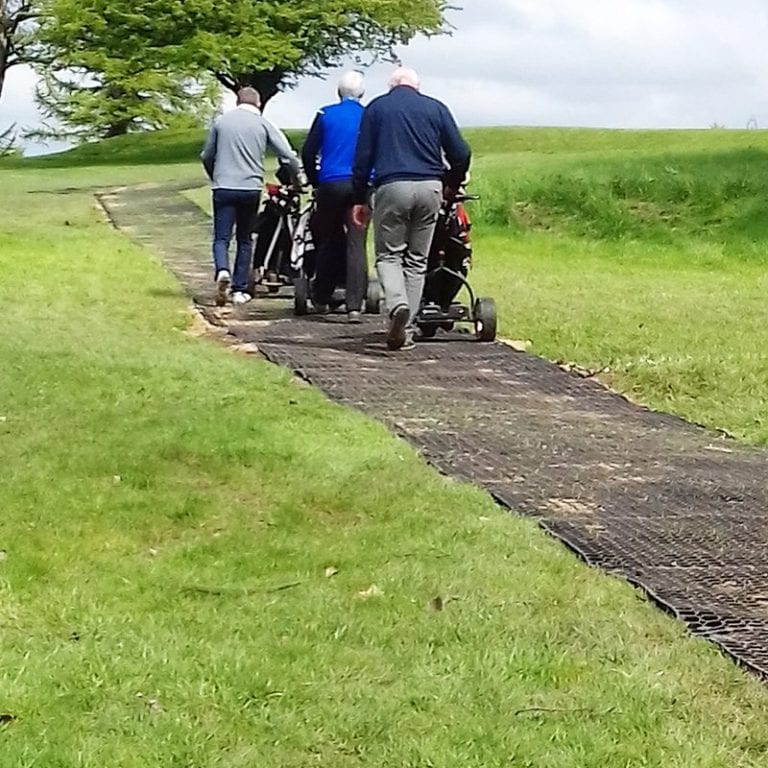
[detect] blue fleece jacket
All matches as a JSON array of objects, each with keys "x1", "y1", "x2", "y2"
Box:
[
  {"x1": 301, "y1": 98, "x2": 364, "y2": 187},
  {"x1": 352, "y1": 85, "x2": 471, "y2": 203}
]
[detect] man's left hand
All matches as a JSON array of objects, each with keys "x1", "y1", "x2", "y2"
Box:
[{"x1": 351, "y1": 205, "x2": 368, "y2": 228}]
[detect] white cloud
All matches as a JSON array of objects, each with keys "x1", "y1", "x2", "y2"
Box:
[
  {"x1": 3, "y1": 0, "x2": 768, "y2": 154},
  {"x1": 260, "y1": 0, "x2": 768, "y2": 130}
]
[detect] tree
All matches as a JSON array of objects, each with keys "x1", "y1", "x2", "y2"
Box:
[
  {"x1": 31, "y1": 64, "x2": 219, "y2": 141},
  {"x1": 194, "y1": 0, "x2": 452, "y2": 103},
  {"x1": 0, "y1": 0, "x2": 40, "y2": 100},
  {"x1": 37, "y1": 0, "x2": 452, "y2": 108},
  {"x1": 31, "y1": 0, "x2": 219, "y2": 140}
]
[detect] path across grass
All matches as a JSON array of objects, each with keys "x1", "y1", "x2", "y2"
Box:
[
  {"x1": 182, "y1": 126, "x2": 768, "y2": 446},
  {"x1": 113, "y1": 179, "x2": 768, "y2": 704},
  {"x1": 4, "y1": 137, "x2": 768, "y2": 766}
]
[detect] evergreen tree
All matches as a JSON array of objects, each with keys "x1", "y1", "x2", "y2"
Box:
[{"x1": 31, "y1": 63, "x2": 218, "y2": 141}]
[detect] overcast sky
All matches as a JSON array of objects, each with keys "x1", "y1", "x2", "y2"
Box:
[{"x1": 3, "y1": 0, "x2": 768, "y2": 155}]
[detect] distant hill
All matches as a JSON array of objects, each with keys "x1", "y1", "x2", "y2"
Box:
[
  {"x1": 1, "y1": 127, "x2": 309, "y2": 169},
  {"x1": 6, "y1": 124, "x2": 768, "y2": 243},
  {"x1": 4, "y1": 124, "x2": 767, "y2": 169}
]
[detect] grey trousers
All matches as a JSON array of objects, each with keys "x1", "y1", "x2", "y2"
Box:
[{"x1": 373, "y1": 180, "x2": 442, "y2": 326}]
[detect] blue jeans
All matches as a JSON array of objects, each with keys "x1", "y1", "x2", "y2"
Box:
[{"x1": 212, "y1": 188, "x2": 261, "y2": 292}]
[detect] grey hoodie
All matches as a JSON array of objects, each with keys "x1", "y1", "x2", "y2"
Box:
[{"x1": 200, "y1": 104, "x2": 300, "y2": 191}]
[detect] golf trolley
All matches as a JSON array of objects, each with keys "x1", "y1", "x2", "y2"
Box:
[
  {"x1": 416, "y1": 191, "x2": 497, "y2": 342},
  {"x1": 250, "y1": 166, "x2": 382, "y2": 317},
  {"x1": 290, "y1": 204, "x2": 383, "y2": 317},
  {"x1": 248, "y1": 165, "x2": 309, "y2": 298}
]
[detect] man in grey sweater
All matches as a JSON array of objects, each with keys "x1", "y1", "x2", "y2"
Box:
[{"x1": 200, "y1": 87, "x2": 301, "y2": 305}]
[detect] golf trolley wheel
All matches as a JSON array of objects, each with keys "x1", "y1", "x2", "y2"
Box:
[
  {"x1": 365, "y1": 278, "x2": 383, "y2": 315},
  {"x1": 473, "y1": 297, "x2": 497, "y2": 342},
  {"x1": 418, "y1": 324, "x2": 438, "y2": 339},
  {"x1": 294, "y1": 274, "x2": 309, "y2": 316}
]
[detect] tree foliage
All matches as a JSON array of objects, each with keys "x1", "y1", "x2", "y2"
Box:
[
  {"x1": 192, "y1": 0, "x2": 451, "y2": 100},
  {"x1": 31, "y1": 67, "x2": 219, "y2": 141},
  {"x1": 31, "y1": 0, "x2": 219, "y2": 140},
  {"x1": 31, "y1": 0, "x2": 452, "y2": 138},
  {"x1": 37, "y1": 0, "x2": 452, "y2": 106}
]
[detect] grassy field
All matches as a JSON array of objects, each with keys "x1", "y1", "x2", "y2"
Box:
[
  {"x1": 4, "y1": 130, "x2": 768, "y2": 765},
  {"x1": 465, "y1": 128, "x2": 768, "y2": 443},
  {"x1": 180, "y1": 126, "x2": 768, "y2": 443}
]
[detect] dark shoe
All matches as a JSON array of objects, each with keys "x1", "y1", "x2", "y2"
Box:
[
  {"x1": 348, "y1": 310, "x2": 362, "y2": 324},
  {"x1": 386, "y1": 305, "x2": 409, "y2": 350},
  {"x1": 314, "y1": 303, "x2": 330, "y2": 315}
]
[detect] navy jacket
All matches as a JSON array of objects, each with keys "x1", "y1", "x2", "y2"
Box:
[
  {"x1": 301, "y1": 98, "x2": 364, "y2": 187},
  {"x1": 352, "y1": 85, "x2": 471, "y2": 203}
]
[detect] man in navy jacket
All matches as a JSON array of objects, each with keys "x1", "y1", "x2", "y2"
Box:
[
  {"x1": 301, "y1": 71, "x2": 367, "y2": 322},
  {"x1": 352, "y1": 67, "x2": 471, "y2": 350}
]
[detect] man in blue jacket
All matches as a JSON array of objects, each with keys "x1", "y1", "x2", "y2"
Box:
[
  {"x1": 352, "y1": 68, "x2": 471, "y2": 350},
  {"x1": 301, "y1": 71, "x2": 367, "y2": 322}
]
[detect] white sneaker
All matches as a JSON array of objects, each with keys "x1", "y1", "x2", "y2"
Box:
[
  {"x1": 215, "y1": 270, "x2": 231, "y2": 306},
  {"x1": 231, "y1": 291, "x2": 253, "y2": 305}
]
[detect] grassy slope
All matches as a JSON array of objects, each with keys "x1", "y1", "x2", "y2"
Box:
[
  {"x1": 163, "y1": 124, "x2": 768, "y2": 444},
  {"x1": 3, "y1": 128, "x2": 305, "y2": 169},
  {"x1": 5, "y1": 132, "x2": 768, "y2": 765},
  {"x1": 461, "y1": 129, "x2": 768, "y2": 443}
]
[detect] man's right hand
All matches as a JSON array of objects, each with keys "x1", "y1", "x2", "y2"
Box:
[{"x1": 351, "y1": 205, "x2": 368, "y2": 228}]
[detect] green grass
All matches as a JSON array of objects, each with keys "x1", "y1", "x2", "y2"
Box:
[
  {"x1": 459, "y1": 133, "x2": 768, "y2": 444},
  {"x1": 182, "y1": 122, "x2": 768, "y2": 444},
  {"x1": 0, "y1": 127, "x2": 307, "y2": 169},
  {"x1": 471, "y1": 231, "x2": 768, "y2": 440},
  {"x1": 470, "y1": 146, "x2": 768, "y2": 239},
  {"x1": 6, "y1": 130, "x2": 768, "y2": 765}
]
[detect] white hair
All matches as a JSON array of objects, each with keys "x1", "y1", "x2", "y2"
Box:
[
  {"x1": 388, "y1": 67, "x2": 420, "y2": 90},
  {"x1": 337, "y1": 70, "x2": 365, "y2": 100}
]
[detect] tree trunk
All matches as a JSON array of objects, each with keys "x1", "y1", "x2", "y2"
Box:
[
  {"x1": 0, "y1": 51, "x2": 7, "y2": 102},
  {"x1": 0, "y1": 5, "x2": 8, "y2": 101},
  {"x1": 0, "y1": 0, "x2": 34, "y2": 105},
  {"x1": 103, "y1": 119, "x2": 132, "y2": 138},
  {"x1": 216, "y1": 68, "x2": 286, "y2": 110}
]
